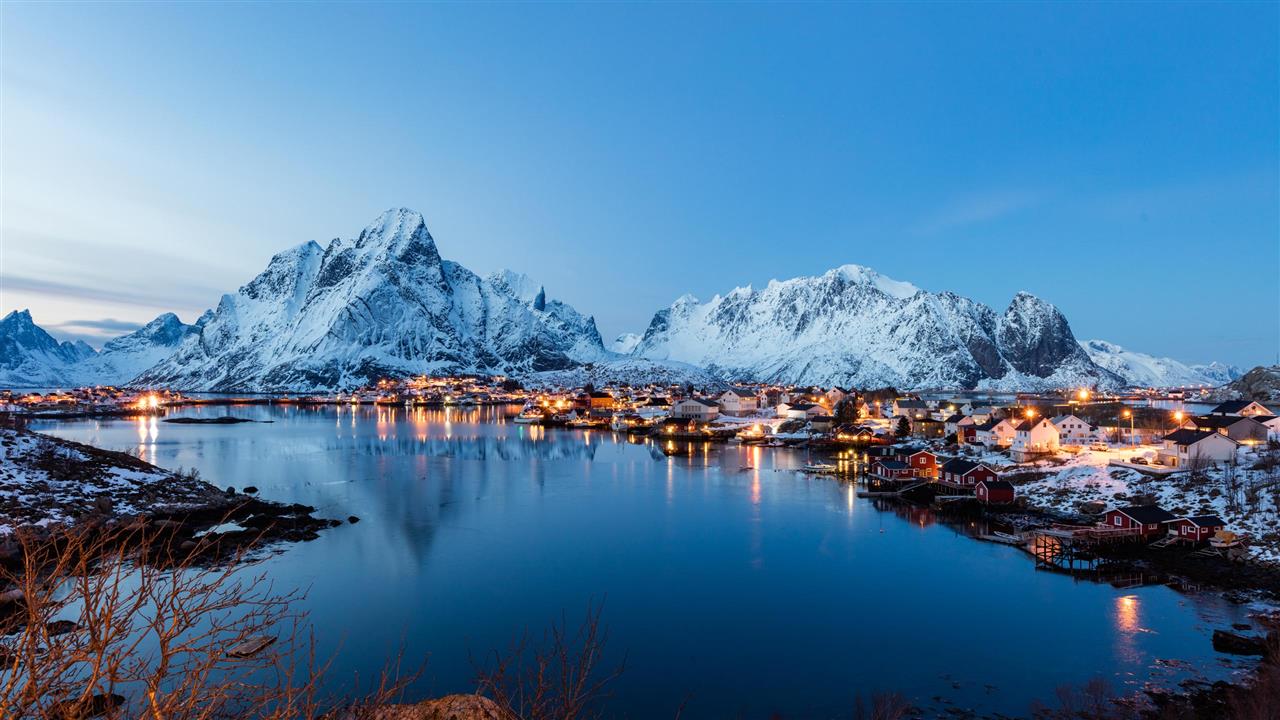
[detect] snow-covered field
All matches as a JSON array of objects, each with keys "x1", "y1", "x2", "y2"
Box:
[
  {"x1": 0, "y1": 428, "x2": 221, "y2": 535},
  {"x1": 982, "y1": 444, "x2": 1280, "y2": 564}
]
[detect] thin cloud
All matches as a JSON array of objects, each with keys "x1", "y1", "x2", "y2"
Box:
[
  {"x1": 913, "y1": 190, "x2": 1042, "y2": 236},
  {"x1": 0, "y1": 274, "x2": 220, "y2": 310},
  {"x1": 52, "y1": 318, "x2": 144, "y2": 334}
]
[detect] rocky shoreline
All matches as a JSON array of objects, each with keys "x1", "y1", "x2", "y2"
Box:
[
  {"x1": 0, "y1": 425, "x2": 339, "y2": 561},
  {"x1": 976, "y1": 503, "x2": 1280, "y2": 602}
]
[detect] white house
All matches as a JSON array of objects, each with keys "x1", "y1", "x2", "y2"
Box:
[
  {"x1": 1209, "y1": 400, "x2": 1273, "y2": 418},
  {"x1": 825, "y1": 387, "x2": 849, "y2": 407},
  {"x1": 892, "y1": 399, "x2": 930, "y2": 420},
  {"x1": 671, "y1": 398, "x2": 720, "y2": 422},
  {"x1": 717, "y1": 388, "x2": 759, "y2": 417},
  {"x1": 1257, "y1": 415, "x2": 1280, "y2": 441},
  {"x1": 931, "y1": 399, "x2": 973, "y2": 421},
  {"x1": 1051, "y1": 414, "x2": 1095, "y2": 444},
  {"x1": 968, "y1": 406, "x2": 999, "y2": 424},
  {"x1": 1156, "y1": 429, "x2": 1239, "y2": 468},
  {"x1": 1011, "y1": 418, "x2": 1060, "y2": 461},
  {"x1": 943, "y1": 414, "x2": 973, "y2": 437},
  {"x1": 974, "y1": 418, "x2": 1016, "y2": 448},
  {"x1": 780, "y1": 403, "x2": 826, "y2": 420},
  {"x1": 1179, "y1": 415, "x2": 1269, "y2": 443}
]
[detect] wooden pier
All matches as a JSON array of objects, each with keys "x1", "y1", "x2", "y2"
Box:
[{"x1": 1029, "y1": 525, "x2": 1144, "y2": 569}]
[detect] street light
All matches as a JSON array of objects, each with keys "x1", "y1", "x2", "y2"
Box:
[{"x1": 1122, "y1": 409, "x2": 1134, "y2": 446}]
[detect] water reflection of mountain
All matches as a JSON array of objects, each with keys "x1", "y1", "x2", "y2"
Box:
[{"x1": 331, "y1": 432, "x2": 602, "y2": 462}]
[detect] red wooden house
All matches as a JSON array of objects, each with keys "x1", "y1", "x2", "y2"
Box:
[
  {"x1": 903, "y1": 450, "x2": 938, "y2": 480},
  {"x1": 938, "y1": 458, "x2": 997, "y2": 488},
  {"x1": 975, "y1": 479, "x2": 1015, "y2": 504},
  {"x1": 1103, "y1": 505, "x2": 1176, "y2": 537},
  {"x1": 869, "y1": 459, "x2": 913, "y2": 481},
  {"x1": 1166, "y1": 515, "x2": 1226, "y2": 542}
]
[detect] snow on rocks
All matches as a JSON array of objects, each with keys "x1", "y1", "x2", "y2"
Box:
[
  {"x1": 998, "y1": 445, "x2": 1280, "y2": 564},
  {"x1": 0, "y1": 427, "x2": 224, "y2": 536}
]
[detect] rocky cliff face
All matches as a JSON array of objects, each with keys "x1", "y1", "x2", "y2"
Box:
[
  {"x1": 628, "y1": 265, "x2": 1121, "y2": 390},
  {"x1": 1207, "y1": 366, "x2": 1280, "y2": 402},
  {"x1": 134, "y1": 209, "x2": 613, "y2": 391}
]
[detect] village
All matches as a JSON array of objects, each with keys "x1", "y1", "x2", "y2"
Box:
[{"x1": 5, "y1": 377, "x2": 1280, "y2": 572}]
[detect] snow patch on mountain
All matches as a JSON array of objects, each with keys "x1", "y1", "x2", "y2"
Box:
[{"x1": 1081, "y1": 340, "x2": 1243, "y2": 388}]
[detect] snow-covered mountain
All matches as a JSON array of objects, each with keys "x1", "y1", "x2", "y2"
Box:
[
  {"x1": 0, "y1": 310, "x2": 96, "y2": 387},
  {"x1": 627, "y1": 264, "x2": 1122, "y2": 390},
  {"x1": 1080, "y1": 340, "x2": 1243, "y2": 388},
  {"x1": 134, "y1": 209, "x2": 626, "y2": 391},
  {"x1": 610, "y1": 333, "x2": 641, "y2": 354},
  {"x1": 1, "y1": 209, "x2": 1246, "y2": 394},
  {"x1": 69, "y1": 313, "x2": 207, "y2": 386}
]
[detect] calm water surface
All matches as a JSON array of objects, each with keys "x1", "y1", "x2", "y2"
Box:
[{"x1": 34, "y1": 405, "x2": 1252, "y2": 718}]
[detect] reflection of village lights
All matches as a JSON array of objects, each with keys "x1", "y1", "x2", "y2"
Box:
[{"x1": 1115, "y1": 594, "x2": 1139, "y2": 633}]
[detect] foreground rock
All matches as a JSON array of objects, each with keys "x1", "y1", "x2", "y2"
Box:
[
  {"x1": 0, "y1": 426, "x2": 335, "y2": 558},
  {"x1": 338, "y1": 694, "x2": 507, "y2": 720}
]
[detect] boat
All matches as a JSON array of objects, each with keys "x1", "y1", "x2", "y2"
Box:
[
  {"x1": 513, "y1": 413, "x2": 543, "y2": 425},
  {"x1": 801, "y1": 463, "x2": 839, "y2": 474},
  {"x1": 978, "y1": 531, "x2": 1025, "y2": 546}
]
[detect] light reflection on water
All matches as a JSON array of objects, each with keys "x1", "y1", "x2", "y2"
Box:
[{"x1": 33, "y1": 404, "x2": 1253, "y2": 718}]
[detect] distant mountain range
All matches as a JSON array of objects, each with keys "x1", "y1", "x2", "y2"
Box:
[
  {"x1": 626, "y1": 265, "x2": 1119, "y2": 390},
  {"x1": 1080, "y1": 340, "x2": 1242, "y2": 388},
  {"x1": 0, "y1": 207, "x2": 1249, "y2": 391},
  {"x1": 0, "y1": 310, "x2": 96, "y2": 387}
]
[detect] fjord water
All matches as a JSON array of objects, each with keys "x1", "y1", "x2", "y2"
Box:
[{"x1": 35, "y1": 406, "x2": 1248, "y2": 718}]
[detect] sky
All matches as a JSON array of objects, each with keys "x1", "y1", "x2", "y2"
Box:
[{"x1": 1, "y1": 2, "x2": 1276, "y2": 367}]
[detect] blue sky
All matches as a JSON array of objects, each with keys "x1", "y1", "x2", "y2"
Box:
[{"x1": 2, "y1": 2, "x2": 1276, "y2": 366}]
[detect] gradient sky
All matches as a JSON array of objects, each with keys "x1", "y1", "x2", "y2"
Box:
[{"x1": 2, "y1": 2, "x2": 1276, "y2": 367}]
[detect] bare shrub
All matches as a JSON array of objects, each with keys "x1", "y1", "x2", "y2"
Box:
[
  {"x1": 473, "y1": 601, "x2": 624, "y2": 720},
  {"x1": 853, "y1": 691, "x2": 912, "y2": 720},
  {"x1": 0, "y1": 523, "x2": 417, "y2": 719}
]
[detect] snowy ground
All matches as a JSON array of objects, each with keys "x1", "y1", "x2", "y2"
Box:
[
  {"x1": 976, "y1": 444, "x2": 1280, "y2": 564},
  {"x1": 0, "y1": 427, "x2": 223, "y2": 536}
]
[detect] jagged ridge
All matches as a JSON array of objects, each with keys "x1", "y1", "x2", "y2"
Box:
[
  {"x1": 1081, "y1": 339, "x2": 1243, "y2": 388},
  {"x1": 134, "y1": 209, "x2": 616, "y2": 391},
  {"x1": 628, "y1": 265, "x2": 1123, "y2": 390}
]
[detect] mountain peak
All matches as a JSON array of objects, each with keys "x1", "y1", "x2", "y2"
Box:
[
  {"x1": 2, "y1": 309, "x2": 34, "y2": 325},
  {"x1": 358, "y1": 208, "x2": 429, "y2": 248},
  {"x1": 828, "y1": 264, "x2": 919, "y2": 299}
]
